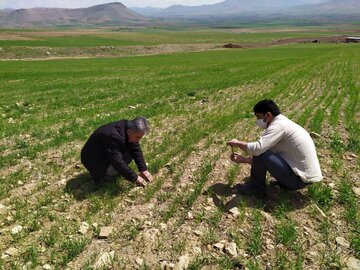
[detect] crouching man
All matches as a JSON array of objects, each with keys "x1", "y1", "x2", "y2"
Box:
[
  {"x1": 227, "y1": 99, "x2": 323, "y2": 199},
  {"x1": 81, "y1": 116, "x2": 153, "y2": 187}
]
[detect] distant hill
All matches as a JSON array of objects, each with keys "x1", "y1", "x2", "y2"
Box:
[
  {"x1": 155, "y1": 0, "x2": 328, "y2": 17},
  {"x1": 290, "y1": 0, "x2": 360, "y2": 15},
  {"x1": 130, "y1": 6, "x2": 163, "y2": 16},
  {"x1": 0, "y1": 2, "x2": 148, "y2": 27},
  {"x1": 153, "y1": 0, "x2": 359, "y2": 18}
]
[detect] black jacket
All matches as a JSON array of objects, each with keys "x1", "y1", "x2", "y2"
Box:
[{"x1": 81, "y1": 120, "x2": 147, "y2": 181}]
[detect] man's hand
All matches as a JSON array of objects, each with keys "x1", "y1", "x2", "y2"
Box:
[
  {"x1": 227, "y1": 139, "x2": 241, "y2": 147},
  {"x1": 227, "y1": 139, "x2": 248, "y2": 152},
  {"x1": 135, "y1": 175, "x2": 147, "y2": 187},
  {"x1": 140, "y1": 170, "x2": 153, "y2": 182},
  {"x1": 230, "y1": 153, "x2": 252, "y2": 164}
]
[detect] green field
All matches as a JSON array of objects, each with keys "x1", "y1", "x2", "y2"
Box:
[{"x1": 0, "y1": 28, "x2": 359, "y2": 269}]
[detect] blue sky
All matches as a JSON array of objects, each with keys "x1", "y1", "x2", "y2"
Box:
[{"x1": 0, "y1": 0, "x2": 224, "y2": 9}]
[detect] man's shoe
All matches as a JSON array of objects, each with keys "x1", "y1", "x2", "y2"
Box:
[{"x1": 237, "y1": 182, "x2": 267, "y2": 200}]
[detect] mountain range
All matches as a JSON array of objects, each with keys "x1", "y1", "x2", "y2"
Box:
[
  {"x1": 134, "y1": 0, "x2": 360, "y2": 18},
  {"x1": 0, "y1": 0, "x2": 359, "y2": 27},
  {"x1": 0, "y1": 2, "x2": 147, "y2": 27}
]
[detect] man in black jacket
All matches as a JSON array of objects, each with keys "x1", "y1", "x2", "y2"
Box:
[{"x1": 81, "y1": 117, "x2": 152, "y2": 187}]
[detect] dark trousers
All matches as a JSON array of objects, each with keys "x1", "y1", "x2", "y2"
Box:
[
  {"x1": 81, "y1": 150, "x2": 133, "y2": 184},
  {"x1": 251, "y1": 150, "x2": 309, "y2": 191}
]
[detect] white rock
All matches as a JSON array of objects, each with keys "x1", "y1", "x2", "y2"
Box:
[
  {"x1": 214, "y1": 242, "x2": 225, "y2": 250},
  {"x1": 99, "y1": 226, "x2": 114, "y2": 239},
  {"x1": 187, "y1": 212, "x2": 193, "y2": 220},
  {"x1": 5, "y1": 247, "x2": 19, "y2": 256},
  {"x1": 229, "y1": 207, "x2": 240, "y2": 217},
  {"x1": 193, "y1": 230, "x2": 203, "y2": 236},
  {"x1": 159, "y1": 223, "x2": 167, "y2": 230},
  {"x1": 224, "y1": 242, "x2": 237, "y2": 257},
  {"x1": 1, "y1": 254, "x2": 9, "y2": 260},
  {"x1": 336, "y1": 237, "x2": 350, "y2": 248},
  {"x1": 347, "y1": 257, "x2": 360, "y2": 269},
  {"x1": 42, "y1": 264, "x2": 52, "y2": 270},
  {"x1": 193, "y1": 247, "x2": 202, "y2": 254},
  {"x1": 17, "y1": 180, "x2": 24, "y2": 186},
  {"x1": 78, "y1": 222, "x2": 90, "y2": 235},
  {"x1": 353, "y1": 187, "x2": 360, "y2": 198},
  {"x1": 0, "y1": 204, "x2": 7, "y2": 215},
  {"x1": 11, "y1": 225, "x2": 23, "y2": 235},
  {"x1": 328, "y1": 183, "x2": 335, "y2": 189},
  {"x1": 135, "y1": 257, "x2": 144, "y2": 266},
  {"x1": 177, "y1": 255, "x2": 190, "y2": 270},
  {"x1": 94, "y1": 251, "x2": 115, "y2": 268}
]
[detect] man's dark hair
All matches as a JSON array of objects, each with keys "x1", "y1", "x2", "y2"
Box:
[
  {"x1": 253, "y1": 99, "x2": 281, "y2": 116},
  {"x1": 127, "y1": 116, "x2": 150, "y2": 134}
]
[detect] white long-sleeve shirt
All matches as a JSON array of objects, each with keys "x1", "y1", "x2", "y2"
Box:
[{"x1": 247, "y1": 114, "x2": 323, "y2": 183}]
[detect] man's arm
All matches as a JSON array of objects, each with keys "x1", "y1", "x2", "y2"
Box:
[
  {"x1": 105, "y1": 137, "x2": 138, "y2": 181},
  {"x1": 130, "y1": 143, "x2": 153, "y2": 182}
]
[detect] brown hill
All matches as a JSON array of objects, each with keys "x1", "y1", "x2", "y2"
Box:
[{"x1": 0, "y1": 2, "x2": 148, "y2": 27}]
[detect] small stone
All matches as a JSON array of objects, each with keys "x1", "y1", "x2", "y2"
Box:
[
  {"x1": 0, "y1": 204, "x2": 7, "y2": 215},
  {"x1": 177, "y1": 255, "x2": 190, "y2": 270},
  {"x1": 328, "y1": 183, "x2": 335, "y2": 189},
  {"x1": 347, "y1": 257, "x2": 360, "y2": 269},
  {"x1": 135, "y1": 257, "x2": 144, "y2": 266},
  {"x1": 207, "y1": 198, "x2": 214, "y2": 205},
  {"x1": 353, "y1": 187, "x2": 360, "y2": 198},
  {"x1": 5, "y1": 247, "x2": 19, "y2": 256},
  {"x1": 336, "y1": 237, "x2": 350, "y2": 248},
  {"x1": 17, "y1": 180, "x2": 24, "y2": 186},
  {"x1": 78, "y1": 222, "x2": 90, "y2": 235},
  {"x1": 11, "y1": 225, "x2": 23, "y2": 235},
  {"x1": 214, "y1": 242, "x2": 225, "y2": 250},
  {"x1": 42, "y1": 264, "x2": 51, "y2": 270},
  {"x1": 224, "y1": 242, "x2": 237, "y2": 257},
  {"x1": 128, "y1": 105, "x2": 136, "y2": 109},
  {"x1": 266, "y1": 244, "x2": 275, "y2": 250},
  {"x1": 187, "y1": 212, "x2": 193, "y2": 220},
  {"x1": 193, "y1": 230, "x2": 203, "y2": 236},
  {"x1": 94, "y1": 251, "x2": 115, "y2": 268},
  {"x1": 98, "y1": 226, "x2": 114, "y2": 239},
  {"x1": 159, "y1": 223, "x2": 167, "y2": 230},
  {"x1": 229, "y1": 207, "x2": 240, "y2": 217},
  {"x1": 204, "y1": 206, "x2": 212, "y2": 211}
]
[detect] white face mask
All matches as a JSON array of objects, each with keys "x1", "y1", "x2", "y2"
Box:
[{"x1": 256, "y1": 118, "x2": 267, "y2": 129}]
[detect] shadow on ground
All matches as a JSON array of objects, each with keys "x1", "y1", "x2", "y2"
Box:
[
  {"x1": 64, "y1": 173, "x2": 132, "y2": 201},
  {"x1": 206, "y1": 178, "x2": 310, "y2": 213}
]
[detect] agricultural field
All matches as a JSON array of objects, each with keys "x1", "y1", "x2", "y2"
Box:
[{"x1": 0, "y1": 27, "x2": 359, "y2": 270}]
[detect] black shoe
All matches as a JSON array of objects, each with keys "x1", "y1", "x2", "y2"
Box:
[{"x1": 237, "y1": 182, "x2": 267, "y2": 200}]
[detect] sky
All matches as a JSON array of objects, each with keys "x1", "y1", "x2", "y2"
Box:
[{"x1": 0, "y1": 0, "x2": 225, "y2": 9}]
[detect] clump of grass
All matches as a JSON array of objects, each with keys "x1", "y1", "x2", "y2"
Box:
[
  {"x1": 23, "y1": 246, "x2": 39, "y2": 266},
  {"x1": 276, "y1": 220, "x2": 298, "y2": 248},
  {"x1": 247, "y1": 210, "x2": 263, "y2": 256},
  {"x1": 307, "y1": 183, "x2": 333, "y2": 211},
  {"x1": 60, "y1": 237, "x2": 88, "y2": 266},
  {"x1": 338, "y1": 180, "x2": 359, "y2": 226},
  {"x1": 330, "y1": 134, "x2": 345, "y2": 153},
  {"x1": 247, "y1": 259, "x2": 261, "y2": 270},
  {"x1": 43, "y1": 226, "x2": 60, "y2": 247}
]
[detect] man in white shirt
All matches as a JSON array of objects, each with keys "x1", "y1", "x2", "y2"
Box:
[{"x1": 227, "y1": 99, "x2": 323, "y2": 199}]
